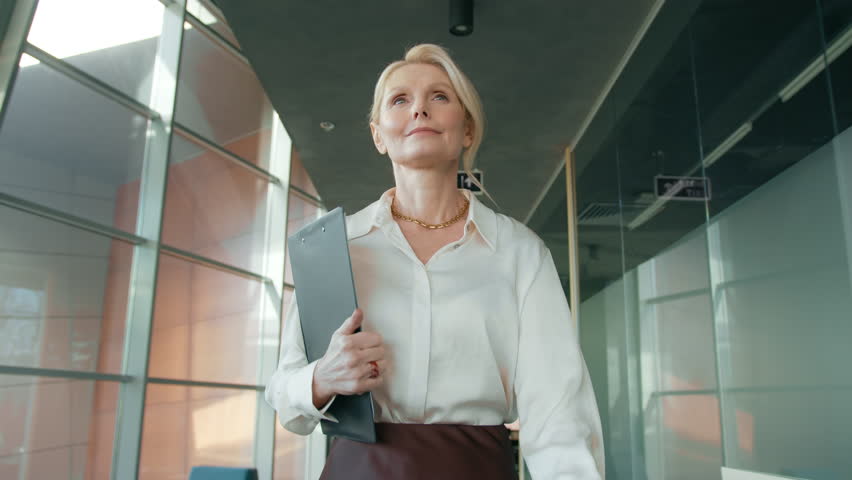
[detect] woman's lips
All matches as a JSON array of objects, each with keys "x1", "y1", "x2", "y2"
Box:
[{"x1": 406, "y1": 127, "x2": 440, "y2": 136}]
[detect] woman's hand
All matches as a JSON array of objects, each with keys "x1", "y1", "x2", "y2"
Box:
[{"x1": 312, "y1": 308, "x2": 385, "y2": 409}]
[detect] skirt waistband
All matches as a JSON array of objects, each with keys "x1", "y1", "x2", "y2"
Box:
[{"x1": 319, "y1": 423, "x2": 517, "y2": 480}]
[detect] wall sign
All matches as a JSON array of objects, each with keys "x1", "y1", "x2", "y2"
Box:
[
  {"x1": 457, "y1": 170, "x2": 483, "y2": 194},
  {"x1": 655, "y1": 175, "x2": 712, "y2": 201}
]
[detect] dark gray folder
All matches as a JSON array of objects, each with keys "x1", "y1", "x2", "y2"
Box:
[{"x1": 287, "y1": 207, "x2": 376, "y2": 444}]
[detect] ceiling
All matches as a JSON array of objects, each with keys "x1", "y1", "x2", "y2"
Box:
[
  {"x1": 213, "y1": 0, "x2": 850, "y2": 302},
  {"x1": 215, "y1": 0, "x2": 659, "y2": 224}
]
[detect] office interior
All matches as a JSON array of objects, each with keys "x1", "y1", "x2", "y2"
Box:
[{"x1": 0, "y1": 0, "x2": 850, "y2": 479}]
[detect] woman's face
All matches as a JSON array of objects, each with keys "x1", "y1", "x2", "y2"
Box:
[{"x1": 370, "y1": 63, "x2": 472, "y2": 170}]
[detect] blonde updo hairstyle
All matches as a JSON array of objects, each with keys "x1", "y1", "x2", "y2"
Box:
[{"x1": 369, "y1": 44, "x2": 497, "y2": 206}]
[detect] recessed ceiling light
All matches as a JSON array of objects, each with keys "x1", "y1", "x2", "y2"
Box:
[{"x1": 319, "y1": 121, "x2": 335, "y2": 132}]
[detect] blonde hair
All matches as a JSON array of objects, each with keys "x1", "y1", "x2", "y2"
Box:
[{"x1": 369, "y1": 44, "x2": 497, "y2": 207}]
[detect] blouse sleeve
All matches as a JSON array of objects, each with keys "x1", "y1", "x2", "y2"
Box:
[
  {"x1": 514, "y1": 245, "x2": 605, "y2": 479},
  {"x1": 264, "y1": 292, "x2": 338, "y2": 435}
]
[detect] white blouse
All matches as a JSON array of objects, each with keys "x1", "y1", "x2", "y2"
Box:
[{"x1": 265, "y1": 188, "x2": 604, "y2": 479}]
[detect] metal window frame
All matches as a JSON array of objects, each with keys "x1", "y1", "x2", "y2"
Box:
[
  {"x1": 148, "y1": 376, "x2": 264, "y2": 391},
  {"x1": 0, "y1": 165, "x2": 279, "y2": 287},
  {"x1": 184, "y1": 9, "x2": 248, "y2": 65},
  {"x1": 0, "y1": 1, "x2": 321, "y2": 479},
  {"x1": 174, "y1": 122, "x2": 282, "y2": 185},
  {"x1": 22, "y1": 43, "x2": 161, "y2": 120},
  {"x1": 253, "y1": 112, "x2": 293, "y2": 480},
  {"x1": 290, "y1": 185, "x2": 325, "y2": 208},
  {"x1": 109, "y1": 1, "x2": 187, "y2": 479},
  {"x1": 0, "y1": 365, "x2": 132, "y2": 382},
  {"x1": 0, "y1": 191, "x2": 147, "y2": 245},
  {"x1": 564, "y1": 148, "x2": 580, "y2": 330},
  {"x1": 0, "y1": 0, "x2": 38, "y2": 131},
  {"x1": 160, "y1": 244, "x2": 270, "y2": 283}
]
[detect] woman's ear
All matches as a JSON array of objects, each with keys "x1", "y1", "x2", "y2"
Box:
[
  {"x1": 462, "y1": 120, "x2": 473, "y2": 149},
  {"x1": 370, "y1": 122, "x2": 387, "y2": 155}
]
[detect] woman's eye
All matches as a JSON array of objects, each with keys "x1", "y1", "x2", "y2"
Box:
[
  {"x1": 392, "y1": 96, "x2": 406, "y2": 105},
  {"x1": 434, "y1": 94, "x2": 448, "y2": 101}
]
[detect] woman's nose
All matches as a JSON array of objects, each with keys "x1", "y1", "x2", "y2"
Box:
[{"x1": 412, "y1": 99, "x2": 429, "y2": 119}]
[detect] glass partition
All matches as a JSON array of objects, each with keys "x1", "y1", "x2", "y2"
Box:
[{"x1": 574, "y1": 1, "x2": 852, "y2": 479}]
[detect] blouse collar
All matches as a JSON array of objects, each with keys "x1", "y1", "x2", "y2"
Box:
[{"x1": 347, "y1": 187, "x2": 497, "y2": 252}]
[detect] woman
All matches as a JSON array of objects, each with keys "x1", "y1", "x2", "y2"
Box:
[{"x1": 266, "y1": 44, "x2": 604, "y2": 479}]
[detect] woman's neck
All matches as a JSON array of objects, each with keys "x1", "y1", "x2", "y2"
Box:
[{"x1": 391, "y1": 165, "x2": 466, "y2": 225}]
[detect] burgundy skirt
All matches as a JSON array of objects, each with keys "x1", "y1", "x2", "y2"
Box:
[{"x1": 319, "y1": 423, "x2": 517, "y2": 480}]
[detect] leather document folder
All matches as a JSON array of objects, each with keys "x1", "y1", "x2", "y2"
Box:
[{"x1": 287, "y1": 207, "x2": 376, "y2": 443}]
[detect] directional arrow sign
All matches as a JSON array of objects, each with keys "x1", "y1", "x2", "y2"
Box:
[{"x1": 457, "y1": 170, "x2": 483, "y2": 194}]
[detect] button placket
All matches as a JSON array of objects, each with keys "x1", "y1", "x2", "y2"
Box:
[{"x1": 408, "y1": 264, "x2": 432, "y2": 420}]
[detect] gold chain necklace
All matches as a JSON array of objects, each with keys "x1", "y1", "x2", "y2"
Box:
[{"x1": 391, "y1": 197, "x2": 470, "y2": 229}]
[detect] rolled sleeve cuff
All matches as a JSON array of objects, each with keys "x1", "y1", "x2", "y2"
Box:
[{"x1": 288, "y1": 360, "x2": 339, "y2": 423}]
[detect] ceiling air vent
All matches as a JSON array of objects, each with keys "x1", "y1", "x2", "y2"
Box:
[{"x1": 578, "y1": 203, "x2": 648, "y2": 227}]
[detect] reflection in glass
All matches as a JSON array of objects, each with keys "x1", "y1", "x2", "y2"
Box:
[
  {"x1": 274, "y1": 418, "x2": 306, "y2": 480},
  {"x1": 692, "y1": 0, "x2": 836, "y2": 218},
  {"x1": 620, "y1": 26, "x2": 716, "y2": 480},
  {"x1": 690, "y1": 1, "x2": 851, "y2": 476},
  {"x1": 719, "y1": 390, "x2": 851, "y2": 478},
  {"x1": 149, "y1": 254, "x2": 275, "y2": 386},
  {"x1": 0, "y1": 206, "x2": 132, "y2": 373},
  {"x1": 140, "y1": 384, "x2": 257, "y2": 480},
  {"x1": 822, "y1": 1, "x2": 852, "y2": 132},
  {"x1": 0, "y1": 60, "x2": 149, "y2": 232},
  {"x1": 644, "y1": 394, "x2": 723, "y2": 480},
  {"x1": 613, "y1": 26, "x2": 706, "y2": 273},
  {"x1": 25, "y1": 0, "x2": 164, "y2": 105},
  {"x1": 576, "y1": 1, "x2": 852, "y2": 479},
  {"x1": 0, "y1": 376, "x2": 118, "y2": 480},
  {"x1": 186, "y1": 0, "x2": 241, "y2": 49},
  {"x1": 576, "y1": 126, "x2": 637, "y2": 479},
  {"x1": 705, "y1": 138, "x2": 852, "y2": 474},
  {"x1": 640, "y1": 285, "x2": 716, "y2": 393},
  {"x1": 176, "y1": 22, "x2": 274, "y2": 169},
  {"x1": 162, "y1": 133, "x2": 271, "y2": 275}
]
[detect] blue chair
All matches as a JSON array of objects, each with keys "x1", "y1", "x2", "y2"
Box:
[{"x1": 188, "y1": 466, "x2": 258, "y2": 480}]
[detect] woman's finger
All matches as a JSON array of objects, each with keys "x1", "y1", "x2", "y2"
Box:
[
  {"x1": 356, "y1": 362, "x2": 377, "y2": 380},
  {"x1": 335, "y1": 308, "x2": 363, "y2": 336},
  {"x1": 354, "y1": 374, "x2": 384, "y2": 394},
  {"x1": 359, "y1": 345, "x2": 385, "y2": 363},
  {"x1": 350, "y1": 330, "x2": 383, "y2": 349}
]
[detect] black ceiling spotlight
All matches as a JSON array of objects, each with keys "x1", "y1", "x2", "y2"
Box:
[{"x1": 449, "y1": 0, "x2": 474, "y2": 36}]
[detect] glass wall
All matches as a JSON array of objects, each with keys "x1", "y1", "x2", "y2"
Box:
[
  {"x1": 0, "y1": 1, "x2": 325, "y2": 479},
  {"x1": 576, "y1": 1, "x2": 852, "y2": 479}
]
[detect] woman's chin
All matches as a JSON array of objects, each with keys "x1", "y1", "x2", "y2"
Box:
[{"x1": 390, "y1": 151, "x2": 458, "y2": 171}]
